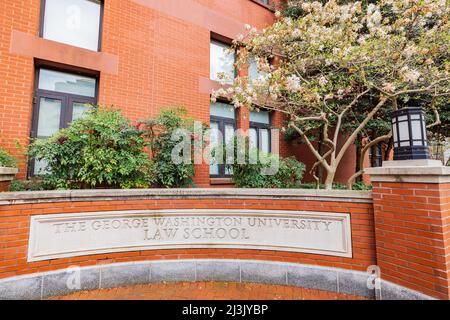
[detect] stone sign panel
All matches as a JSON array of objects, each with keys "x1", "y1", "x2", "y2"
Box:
[{"x1": 27, "y1": 210, "x2": 352, "y2": 261}]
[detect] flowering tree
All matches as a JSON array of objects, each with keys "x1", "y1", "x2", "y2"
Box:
[{"x1": 212, "y1": 0, "x2": 449, "y2": 189}]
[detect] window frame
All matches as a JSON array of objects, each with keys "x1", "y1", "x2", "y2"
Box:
[
  {"x1": 210, "y1": 36, "x2": 237, "y2": 83},
  {"x1": 39, "y1": 0, "x2": 104, "y2": 52},
  {"x1": 249, "y1": 112, "x2": 272, "y2": 153},
  {"x1": 28, "y1": 65, "x2": 99, "y2": 177},
  {"x1": 209, "y1": 102, "x2": 237, "y2": 179}
]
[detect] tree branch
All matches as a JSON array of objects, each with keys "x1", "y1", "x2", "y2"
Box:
[
  {"x1": 346, "y1": 132, "x2": 393, "y2": 189},
  {"x1": 335, "y1": 97, "x2": 388, "y2": 166},
  {"x1": 289, "y1": 122, "x2": 331, "y2": 172}
]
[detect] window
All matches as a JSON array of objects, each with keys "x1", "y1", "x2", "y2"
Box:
[
  {"x1": 249, "y1": 110, "x2": 271, "y2": 153},
  {"x1": 30, "y1": 68, "x2": 97, "y2": 175},
  {"x1": 210, "y1": 102, "x2": 236, "y2": 177},
  {"x1": 210, "y1": 40, "x2": 235, "y2": 83},
  {"x1": 41, "y1": 0, "x2": 102, "y2": 51},
  {"x1": 248, "y1": 59, "x2": 261, "y2": 81}
]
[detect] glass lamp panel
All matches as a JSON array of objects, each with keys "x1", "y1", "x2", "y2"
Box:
[
  {"x1": 392, "y1": 121, "x2": 399, "y2": 147},
  {"x1": 37, "y1": 97, "x2": 62, "y2": 138},
  {"x1": 411, "y1": 120, "x2": 423, "y2": 141},
  {"x1": 423, "y1": 124, "x2": 428, "y2": 146},
  {"x1": 43, "y1": 0, "x2": 101, "y2": 51},
  {"x1": 210, "y1": 41, "x2": 235, "y2": 83},
  {"x1": 398, "y1": 121, "x2": 410, "y2": 145},
  {"x1": 39, "y1": 69, "x2": 96, "y2": 97}
]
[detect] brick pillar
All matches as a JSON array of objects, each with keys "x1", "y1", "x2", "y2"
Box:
[
  {"x1": 367, "y1": 160, "x2": 450, "y2": 300},
  {"x1": 0, "y1": 167, "x2": 18, "y2": 192}
]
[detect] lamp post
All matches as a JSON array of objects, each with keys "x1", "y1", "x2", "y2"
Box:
[{"x1": 391, "y1": 107, "x2": 429, "y2": 160}]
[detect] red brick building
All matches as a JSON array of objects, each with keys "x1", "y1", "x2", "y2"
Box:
[{"x1": 0, "y1": 0, "x2": 360, "y2": 187}]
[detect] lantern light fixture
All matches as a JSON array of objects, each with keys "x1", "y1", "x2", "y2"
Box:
[{"x1": 391, "y1": 107, "x2": 429, "y2": 161}]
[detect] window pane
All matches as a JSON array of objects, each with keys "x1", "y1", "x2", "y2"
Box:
[
  {"x1": 249, "y1": 128, "x2": 258, "y2": 150},
  {"x1": 249, "y1": 59, "x2": 260, "y2": 81},
  {"x1": 209, "y1": 122, "x2": 220, "y2": 175},
  {"x1": 72, "y1": 102, "x2": 91, "y2": 121},
  {"x1": 225, "y1": 124, "x2": 235, "y2": 144},
  {"x1": 37, "y1": 97, "x2": 62, "y2": 137},
  {"x1": 43, "y1": 0, "x2": 101, "y2": 51},
  {"x1": 210, "y1": 41, "x2": 235, "y2": 83},
  {"x1": 260, "y1": 129, "x2": 270, "y2": 153},
  {"x1": 34, "y1": 158, "x2": 50, "y2": 175},
  {"x1": 38, "y1": 69, "x2": 96, "y2": 97},
  {"x1": 249, "y1": 58, "x2": 268, "y2": 82},
  {"x1": 250, "y1": 110, "x2": 270, "y2": 124},
  {"x1": 210, "y1": 102, "x2": 235, "y2": 119},
  {"x1": 224, "y1": 124, "x2": 235, "y2": 175}
]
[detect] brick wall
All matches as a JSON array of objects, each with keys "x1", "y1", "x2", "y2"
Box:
[
  {"x1": 0, "y1": 194, "x2": 376, "y2": 280},
  {"x1": 0, "y1": 0, "x2": 360, "y2": 186},
  {"x1": 0, "y1": 182, "x2": 10, "y2": 193},
  {"x1": 372, "y1": 181, "x2": 450, "y2": 299},
  {"x1": 1, "y1": 0, "x2": 300, "y2": 186},
  {"x1": 0, "y1": 0, "x2": 40, "y2": 178}
]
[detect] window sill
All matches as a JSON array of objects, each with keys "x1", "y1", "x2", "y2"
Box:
[
  {"x1": 9, "y1": 30, "x2": 118, "y2": 75},
  {"x1": 210, "y1": 178, "x2": 234, "y2": 185}
]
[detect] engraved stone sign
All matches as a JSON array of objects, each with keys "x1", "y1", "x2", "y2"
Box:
[{"x1": 27, "y1": 210, "x2": 352, "y2": 261}]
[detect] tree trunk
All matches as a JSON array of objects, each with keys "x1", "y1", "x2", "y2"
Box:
[
  {"x1": 355, "y1": 135, "x2": 362, "y2": 183},
  {"x1": 324, "y1": 169, "x2": 336, "y2": 190},
  {"x1": 384, "y1": 138, "x2": 393, "y2": 161},
  {"x1": 317, "y1": 128, "x2": 325, "y2": 183}
]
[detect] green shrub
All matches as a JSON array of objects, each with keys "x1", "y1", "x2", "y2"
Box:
[
  {"x1": 227, "y1": 138, "x2": 305, "y2": 188},
  {"x1": 28, "y1": 107, "x2": 152, "y2": 190},
  {"x1": 351, "y1": 182, "x2": 373, "y2": 191},
  {"x1": 9, "y1": 178, "x2": 51, "y2": 192},
  {"x1": 299, "y1": 182, "x2": 372, "y2": 190},
  {"x1": 0, "y1": 148, "x2": 17, "y2": 168},
  {"x1": 141, "y1": 107, "x2": 203, "y2": 188}
]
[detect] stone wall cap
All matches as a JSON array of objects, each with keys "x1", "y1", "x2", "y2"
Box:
[
  {"x1": 366, "y1": 160, "x2": 450, "y2": 184},
  {"x1": 366, "y1": 165, "x2": 450, "y2": 176},
  {"x1": 0, "y1": 167, "x2": 19, "y2": 175},
  {"x1": 0, "y1": 188, "x2": 372, "y2": 204}
]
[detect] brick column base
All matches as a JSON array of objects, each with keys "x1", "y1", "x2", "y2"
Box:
[
  {"x1": 367, "y1": 160, "x2": 450, "y2": 300},
  {"x1": 0, "y1": 181, "x2": 10, "y2": 192}
]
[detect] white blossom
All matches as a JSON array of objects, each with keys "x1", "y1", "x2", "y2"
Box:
[{"x1": 285, "y1": 75, "x2": 301, "y2": 92}]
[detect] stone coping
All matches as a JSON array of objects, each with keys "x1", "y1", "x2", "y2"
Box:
[
  {"x1": 0, "y1": 188, "x2": 373, "y2": 205},
  {"x1": 0, "y1": 167, "x2": 18, "y2": 175},
  {"x1": 0, "y1": 259, "x2": 432, "y2": 300},
  {"x1": 0, "y1": 167, "x2": 18, "y2": 183},
  {"x1": 366, "y1": 161, "x2": 450, "y2": 184}
]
